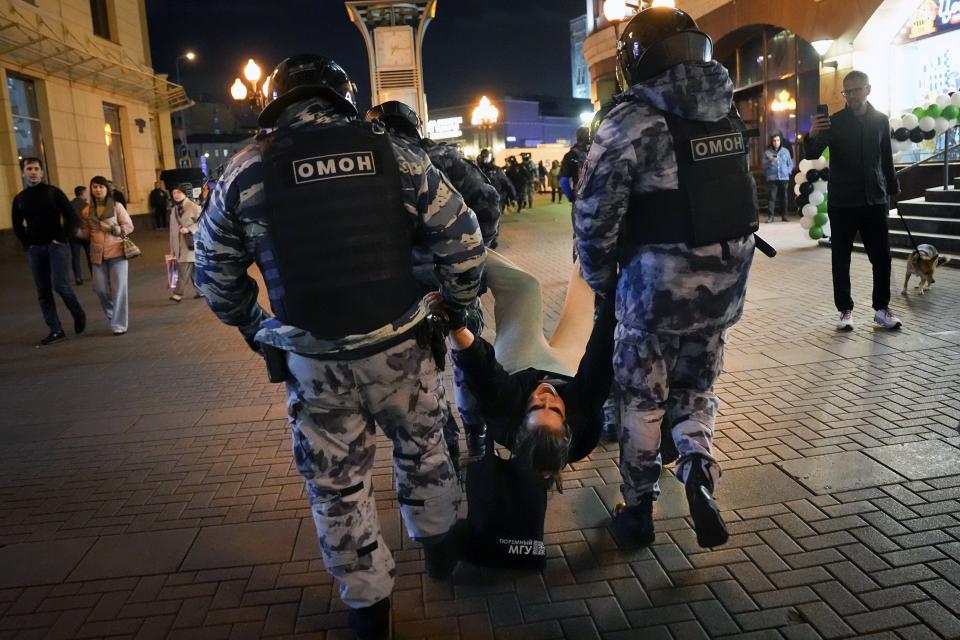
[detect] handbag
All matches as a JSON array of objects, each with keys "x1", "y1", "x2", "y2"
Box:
[
  {"x1": 175, "y1": 206, "x2": 195, "y2": 252},
  {"x1": 119, "y1": 224, "x2": 141, "y2": 260},
  {"x1": 464, "y1": 442, "x2": 548, "y2": 570}
]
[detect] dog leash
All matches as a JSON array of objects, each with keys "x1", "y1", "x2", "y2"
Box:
[{"x1": 893, "y1": 198, "x2": 921, "y2": 253}]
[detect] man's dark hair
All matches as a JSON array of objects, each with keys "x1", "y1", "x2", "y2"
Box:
[
  {"x1": 19, "y1": 157, "x2": 42, "y2": 171},
  {"x1": 74, "y1": 186, "x2": 87, "y2": 197},
  {"x1": 514, "y1": 419, "x2": 573, "y2": 479},
  {"x1": 843, "y1": 70, "x2": 869, "y2": 85}
]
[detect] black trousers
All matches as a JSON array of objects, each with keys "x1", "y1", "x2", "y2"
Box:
[
  {"x1": 829, "y1": 203, "x2": 891, "y2": 312},
  {"x1": 767, "y1": 180, "x2": 789, "y2": 219}
]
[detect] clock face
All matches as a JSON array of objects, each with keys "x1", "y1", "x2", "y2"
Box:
[{"x1": 375, "y1": 26, "x2": 414, "y2": 69}]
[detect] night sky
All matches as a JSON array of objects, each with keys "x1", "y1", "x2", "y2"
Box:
[{"x1": 146, "y1": 0, "x2": 587, "y2": 112}]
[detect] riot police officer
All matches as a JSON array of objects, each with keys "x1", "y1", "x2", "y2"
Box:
[
  {"x1": 520, "y1": 152, "x2": 537, "y2": 209},
  {"x1": 574, "y1": 8, "x2": 759, "y2": 551},
  {"x1": 194, "y1": 55, "x2": 485, "y2": 640},
  {"x1": 365, "y1": 100, "x2": 497, "y2": 460},
  {"x1": 478, "y1": 149, "x2": 517, "y2": 218},
  {"x1": 505, "y1": 155, "x2": 528, "y2": 212},
  {"x1": 559, "y1": 128, "x2": 589, "y2": 204}
]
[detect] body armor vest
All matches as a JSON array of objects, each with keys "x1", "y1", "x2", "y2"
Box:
[
  {"x1": 625, "y1": 110, "x2": 759, "y2": 247},
  {"x1": 259, "y1": 121, "x2": 420, "y2": 339}
]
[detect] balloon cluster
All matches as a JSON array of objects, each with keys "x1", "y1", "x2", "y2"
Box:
[
  {"x1": 795, "y1": 148, "x2": 830, "y2": 240},
  {"x1": 889, "y1": 92, "x2": 960, "y2": 155}
]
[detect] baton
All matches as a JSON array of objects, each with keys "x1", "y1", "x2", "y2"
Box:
[{"x1": 754, "y1": 233, "x2": 777, "y2": 258}]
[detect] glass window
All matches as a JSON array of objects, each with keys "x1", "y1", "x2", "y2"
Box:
[
  {"x1": 90, "y1": 0, "x2": 111, "y2": 40},
  {"x1": 737, "y1": 37, "x2": 763, "y2": 88},
  {"x1": 102, "y1": 103, "x2": 128, "y2": 197},
  {"x1": 7, "y1": 73, "x2": 47, "y2": 173},
  {"x1": 766, "y1": 30, "x2": 796, "y2": 81}
]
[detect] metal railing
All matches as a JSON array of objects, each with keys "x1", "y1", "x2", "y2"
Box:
[{"x1": 895, "y1": 126, "x2": 960, "y2": 191}]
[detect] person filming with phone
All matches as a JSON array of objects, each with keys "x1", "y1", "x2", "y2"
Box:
[{"x1": 806, "y1": 70, "x2": 902, "y2": 332}]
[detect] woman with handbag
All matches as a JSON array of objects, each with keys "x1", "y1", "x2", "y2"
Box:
[
  {"x1": 82, "y1": 175, "x2": 134, "y2": 335},
  {"x1": 168, "y1": 183, "x2": 201, "y2": 302}
]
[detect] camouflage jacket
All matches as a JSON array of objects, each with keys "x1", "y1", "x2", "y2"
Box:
[
  {"x1": 195, "y1": 99, "x2": 485, "y2": 356},
  {"x1": 574, "y1": 61, "x2": 755, "y2": 337},
  {"x1": 479, "y1": 163, "x2": 516, "y2": 203},
  {"x1": 421, "y1": 139, "x2": 501, "y2": 246}
]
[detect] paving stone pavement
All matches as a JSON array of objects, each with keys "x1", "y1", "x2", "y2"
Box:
[{"x1": 1, "y1": 195, "x2": 959, "y2": 639}]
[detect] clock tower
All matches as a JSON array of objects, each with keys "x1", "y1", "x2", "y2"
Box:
[{"x1": 345, "y1": 0, "x2": 436, "y2": 123}]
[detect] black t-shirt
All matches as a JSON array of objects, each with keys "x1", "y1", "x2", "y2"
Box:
[{"x1": 11, "y1": 183, "x2": 78, "y2": 248}]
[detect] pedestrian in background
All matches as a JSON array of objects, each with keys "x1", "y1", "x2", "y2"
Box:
[
  {"x1": 11, "y1": 157, "x2": 86, "y2": 346},
  {"x1": 82, "y1": 175, "x2": 133, "y2": 336},
  {"x1": 548, "y1": 160, "x2": 561, "y2": 202},
  {"x1": 807, "y1": 70, "x2": 902, "y2": 331},
  {"x1": 107, "y1": 180, "x2": 126, "y2": 208},
  {"x1": 762, "y1": 132, "x2": 793, "y2": 223},
  {"x1": 148, "y1": 181, "x2": 170, "y2": 229},
  {"x1": 538, "y1": 160, "x2": 547, "y2": 193},
  {"x1": 168, "y1": 183, "x2": 201, "y2": 302},
  {"x1": 69, "y1": 185, "x2": 92, "y2": 284}
]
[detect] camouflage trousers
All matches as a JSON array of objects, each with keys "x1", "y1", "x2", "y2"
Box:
[
  {"x1": 615, "y1": 329, "x2": 725, "y2": 505},
  {"x1": 285, "y1": 338, "x2": 459, "y2": 608}
]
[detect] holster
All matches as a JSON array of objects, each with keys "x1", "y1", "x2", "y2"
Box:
[
  {"x1": 417, "y1": 319, "x2": 447, "y2": 372},
  {"x1": 261, "y1": 343, "x2": 290, "y2": 383}
]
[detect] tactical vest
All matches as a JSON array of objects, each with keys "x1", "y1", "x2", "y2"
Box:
[
  {"x1": 258, "y1": 121, "x2": 420, "y2": 339},
  {"x1": 625, "y1": 110, "x2": 759, "y2": 247}
]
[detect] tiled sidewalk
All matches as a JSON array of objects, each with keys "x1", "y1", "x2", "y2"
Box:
[{"x1": 1, "y1": 196, "x2": 959, "y2": 639}]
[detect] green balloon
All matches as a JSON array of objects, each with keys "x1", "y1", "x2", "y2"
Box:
[
  {"x1": 814, "y1": 212, "x2": 829, "y2": 226},
  {"x1": 913, "y1": 106, "x2": 926, "y2": 118},
  {"x1": 942, "y1": 105, "x2": 959, "y2": 120},
  {"x1": 926, "y1": 104, "x2": 942, "y2": 119},
  {"x1": 817, "y1": 202, "x2": 828, "y2": 214},
  {"x1": 809, "y1": 226, "x2": 824, "y2": 240},
  {"x1": 822, "y1": 147, "x2": 830, "y2": 161}
]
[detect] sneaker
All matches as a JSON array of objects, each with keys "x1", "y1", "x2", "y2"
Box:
[
  {"x1": 75, "y1": 278, "x2": 83, "y2": 285},
  {"x1": 874, "y1": 308, "x2": 902, "y2": 330},
  {"x1": 766, "y1": 216, "x2": 774, "y2": 223},
  {"x1": 836, "y1": 310, "x2": 854, "y2": 332},
  {"x1": 348, "y1": 598, "x2": 391, "y2": 640},
  {"x1": 685, "y1": 456, "x2": 728, "y2": 549},
  {"x1": 74, "y1": 311, "x2": 86, "y2": 335},
  {"x1": 39, "y1": 330, "x2": 66, "y2": 346},
  {"x1": 611, "y1": 496, "x2": 655, "y2": 547},
  {"x1": 113, "y1": 330, "x2": 126, "y2": 336},
  {"x1": 170, "y1": 294, "x2": 183, "y2": 303},
  {"x1": 464, "y1": 423, "x2": 486, "y2": 459}
]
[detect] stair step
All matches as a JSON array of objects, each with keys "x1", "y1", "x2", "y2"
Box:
[
  {"x1": 817, "y1": 239, "x2": 960, "y2": 268},
  {"x1": 889, "y1": 214, "x2": 960, "y2": 235},
  {"x1": 888, "y1": 229, "x2": 960, "y2": 253},
  {"x1": 926, "y1": 187, "x2": 960, "y2": 203},
  {"x1": 897, "y1": 199, "x2": 960, "y2": 219}
]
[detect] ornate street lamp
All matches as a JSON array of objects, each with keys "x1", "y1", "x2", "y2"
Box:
[
  {"x1": 471, "y1": 95, "x2": 499, "y2": 150},
  {"x1": 229, "y1": 58, "x2": 269, "y2": 111}
]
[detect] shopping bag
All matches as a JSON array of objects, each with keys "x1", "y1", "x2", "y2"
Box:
[{"x1": 165, "y1": 254, "x2": 179, "y2": 290}]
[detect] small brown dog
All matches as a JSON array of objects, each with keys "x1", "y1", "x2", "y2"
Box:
[{"x1": 902, "y1": 244, "x2": 950, "y2": 295}]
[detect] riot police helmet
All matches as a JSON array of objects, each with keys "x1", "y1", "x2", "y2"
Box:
[
  {"x1": 365, "y1": 100, "x2": 422, "y2": 139},
  {"x1": 506, "y1": 155, "x2": 517, "y2": 165},
  {"x1": 616, "y1": 7, "x2": 713, "y2": 89},
  {"x1": 259, "y1": 54, "x2": 358, "y2": 128}
]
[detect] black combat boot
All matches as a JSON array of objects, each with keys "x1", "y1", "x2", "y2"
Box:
[
  {"x1": 610, "y1": 495, "x2": 655, "y2": 547},
  {"x1": 464, "y1": 423, "x2": 486, "y2": 459},
  {"x1": 421, "y1": 522, "x2": 465, "y2": 579},
  {"x1": 685, "y1": 455, "x2": 729, "y2": 549},
  {"x1": 348, "y1": 597, "x2": 391, "y2": 640}
]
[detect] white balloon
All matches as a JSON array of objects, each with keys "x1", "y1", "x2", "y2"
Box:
[
  {"x1": 821, "y1": 221, "x2": 831, "y2": 237},
  {"x1": 814, "y1": 157, "x2": 828, "y2": 171},
  {"x1": 936, "y1": 94, "x2": 951, "y2": 108},
  {"x1": 935, "y1": 117, "x2": 950, "y2": 133},
  {"x1": 953, "y1": 92, "x2": 960, "y2": 107},
  {"x1": 802, "y1": 204, "x2": 818, "y2": 217},
  {"x1": 919, "y1": 116, "x2": 936, "y2": 132},
  {"x1": 889, "y1": 115, "x2": 904, "y2": 131},
  {"x1": 813, "y1": 180, "x2": 829, "y2": 193},
  {"x1": 950, "y1": 119, "x2": 958, "y2": 128},
  {"x1": 902, "y1": 113, "x2": 919, "y2": 129},
  {"x1": 800, "y1": 216, "x2": 814, "y2": 230},
  {"x1": 808, "y1": 191, "x2": 824, "y2": 206},
  {"x1": 899, "y1": 139, "x2": 915, "y2": 152},
  {"x1": 794, "y1": 182, "x2": 803, "y2": 196},
  {"x1": 798, "y1": 159, "x2": 812, "y2": 173}
]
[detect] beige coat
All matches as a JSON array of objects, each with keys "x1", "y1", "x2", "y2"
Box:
[
  {"x1": 169, "y1": 197, "x2": 200, "y2": 263},
  {"x1": 82, "y1": 201, "x2": 134, "y2": 264}
]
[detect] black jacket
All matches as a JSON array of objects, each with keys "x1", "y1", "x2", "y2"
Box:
[
  {"x1": 12, "y1": 183, "x2": 78, "y2": 248},
  {"x1": 806, "y1": 102, "x2": 899, "y2": 208},
  {"x1": 451, "y1": 293, "x2": 615, "y2": 463}
]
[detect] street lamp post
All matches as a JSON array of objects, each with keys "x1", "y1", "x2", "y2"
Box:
[
  {"x1": 471, "y1": 95, "x2": 499, "y2": 152},
  {"x1": 174, "y1": 50, "x2": 196, "y2": 86},
  {"x1": 229, "y1": 58, "x2": 269, "y2": 113}
]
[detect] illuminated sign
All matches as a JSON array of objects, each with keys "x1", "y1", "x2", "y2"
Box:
[
  {"x1": 425, "y1": 117, "x2": 463, "y2": 140},
  {"x1": 770, "y1": 90, "x2": 797, "y2": 112},
  {"x1": 895, "y1": 0, "x2": 960, "y2": 43}
]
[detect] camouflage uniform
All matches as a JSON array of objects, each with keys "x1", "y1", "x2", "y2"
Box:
[
  {"x1": 479, "y1": 161, "x2": 517, "y2": 214},
  {"x1": 574, "y1": 61, "x2": 754, "y2": 505},
  {"x1": 521, "y1": 157, "x2": 538, "y2": 209},
  {"x1": 195, "y1": 99, "x2": 485, "y2": 608}
]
